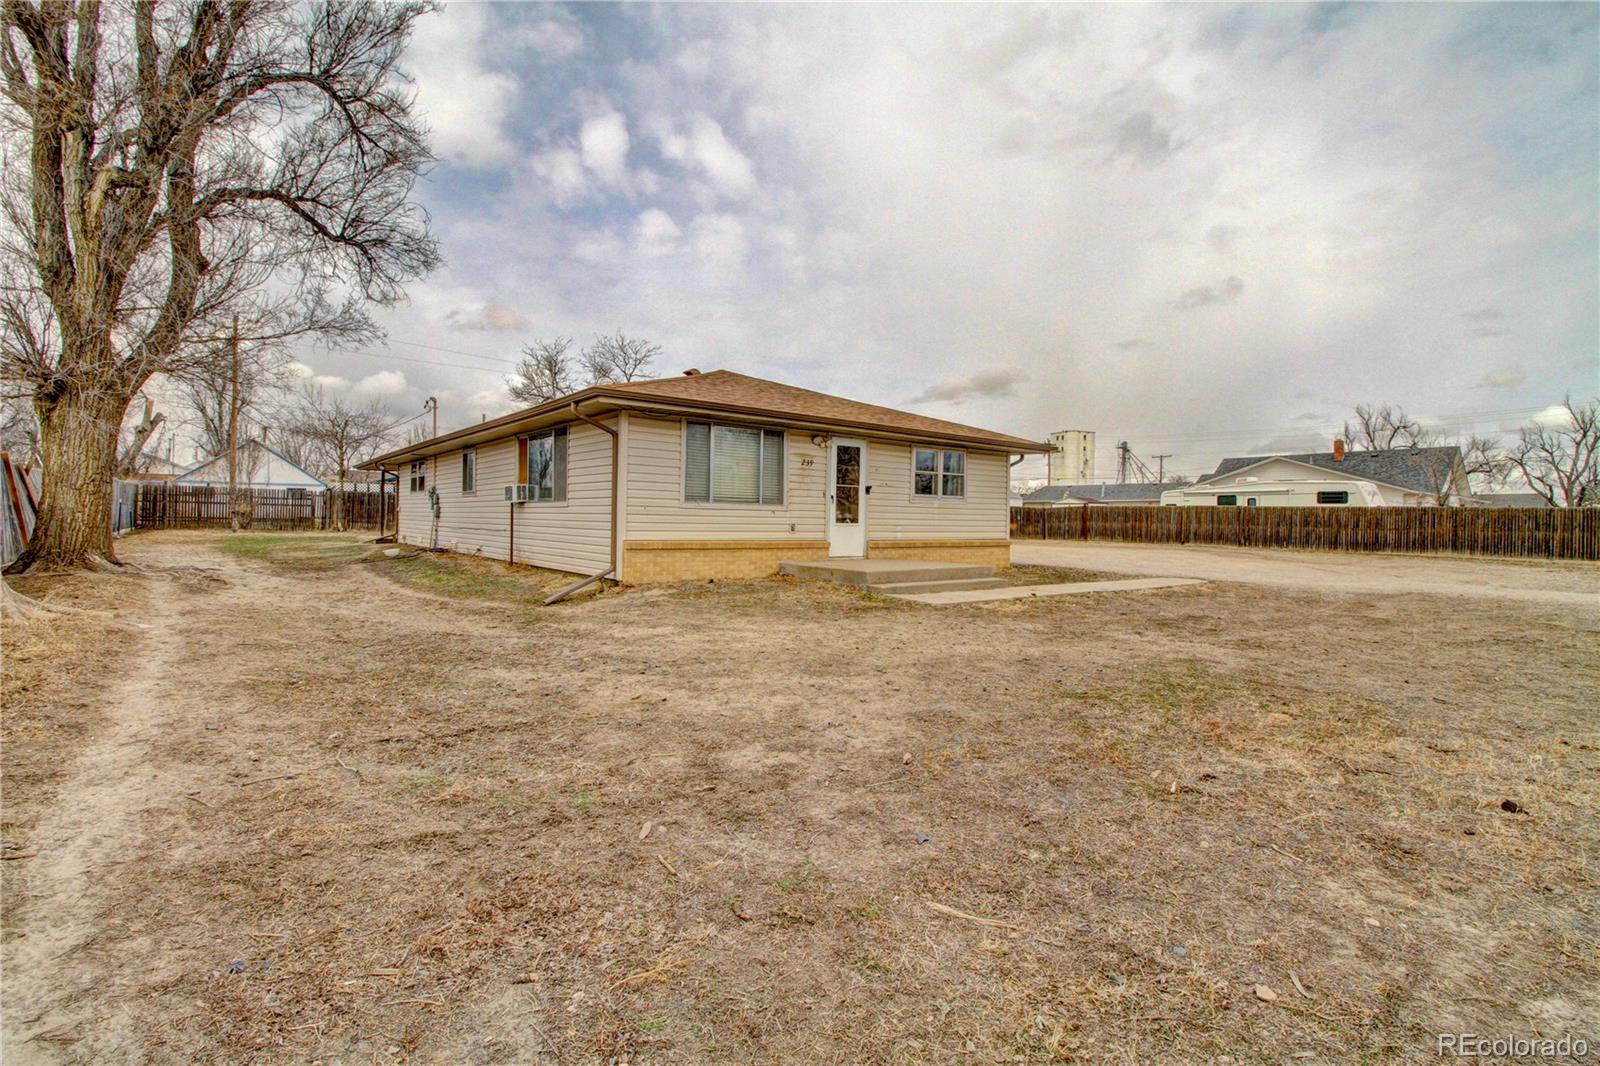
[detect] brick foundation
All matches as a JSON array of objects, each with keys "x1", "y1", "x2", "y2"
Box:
[
  {"x1": 621, "y1": 538, "x2": 1013, "y2": 582},
  {"x1": 622, "y1": 540, "x2": 829, "y2": 583},
  {"x1": 867, "y1": 539, "x2": 1011, "y2": 568}
]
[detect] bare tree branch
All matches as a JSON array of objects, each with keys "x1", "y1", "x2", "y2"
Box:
[
  {"x1": 508, "y1": 337, "x2": 576, "y2": 405},
  {"x1": 1512, "y1": 397, "x2": 1599, "y2": 508},
  {"x1": 1, "y1": 0, "x2": 439, "y2": 571}
]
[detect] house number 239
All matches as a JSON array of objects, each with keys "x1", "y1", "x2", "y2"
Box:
[{"x1": 800, "y1": 457, "x2": 815, "y2": 467}]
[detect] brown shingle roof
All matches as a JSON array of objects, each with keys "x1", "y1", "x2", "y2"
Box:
[
  {"x1": 605, "y1": 370, "x2": 1048, "y2": 452},
  {"x1": 364, "y1": 368, "x2": 1047, "y2": 468}
]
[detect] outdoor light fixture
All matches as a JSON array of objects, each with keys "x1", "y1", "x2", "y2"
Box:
[{"x1": 811, "y1": 433, "x2": 830, "y2": 448}]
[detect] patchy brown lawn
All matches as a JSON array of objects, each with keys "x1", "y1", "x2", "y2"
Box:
[{"x1": 2, "y1": 530, "x2": 1596, "y2": 1064}]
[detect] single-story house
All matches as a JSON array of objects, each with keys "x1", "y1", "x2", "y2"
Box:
[
  {"x1": 175, "y1": 439, "x2": 328, "y2": 492},
  {"x1": 1476, "y1": 492, "x2": 1550, "y2": 509},
  {"x1": 362, "y1": 369, "x2": 1050, "y2": 583},
  {"x1": 128, "y1": 453, "x2": 187, "y2": 482},
  {"x1": 1189, "y1": 444, "x2": 1471, "y2": 507},
  {"x1": 1021, "y1": 482, "x2": 1182, "y2": 507}
]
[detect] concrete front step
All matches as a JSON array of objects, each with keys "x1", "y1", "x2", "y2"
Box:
[
  {"x1": 779, "y1": 559, "x2": 994, "y2": 586},
  {"x1": 868, "y1": 577, "x2": 1009, "y2": 594}
]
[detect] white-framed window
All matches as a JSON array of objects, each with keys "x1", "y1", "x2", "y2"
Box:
[
  {"x1": 913, "y1": 447, "x2": 965, "y2": 498},
  {"x1": 520, "y1": 427, "x2": 567, "y2": 502},
  {"x1": 408, "y1": 460, "x2": 426, "y2": 493},
  {"x1": 684, "y1": 421, "x2": 785, "y2": 505},
  {"x1": 461, "y1": 449, "x2": 477, "y2": 493}
]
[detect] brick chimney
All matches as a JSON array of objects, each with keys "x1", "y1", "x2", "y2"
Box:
[{"x1": 1332, "y1": 438, "x2": 1345, "y2": 462}]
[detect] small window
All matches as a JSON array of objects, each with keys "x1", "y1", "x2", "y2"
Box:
[
  {"x1": 408, "y1": 460, "x2": 426, "y2": 493},
  {"x1": 519, "y1": 428, "x2": 567, "y2": 502},
  {"x1": 461, "y1": 449, "x2": 477, "y2": 493},
  {"x1": 1216, "y1": 494, "x2": 1237, "y2": 507},
  {"x1": 1247, "y1": 497, "x2": 1258, "y2": 507},
  {"x1": 684, "y1": 422, "x2": 784, "y2": 504},
  {"x1": 1316, "y1": 490, "x2": 1349, "y2": 505},
  {"x1": 913, "y1": 447, "x2": 966, "y2": 497}
]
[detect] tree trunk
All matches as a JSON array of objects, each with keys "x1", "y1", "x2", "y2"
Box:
[{"x1": 5, "y1": 389, "x2": 125, "y2": 572}]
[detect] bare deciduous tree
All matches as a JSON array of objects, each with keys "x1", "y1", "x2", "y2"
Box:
[
  {"x1": 1512, "y1": 397, "x2": 1599, "y2": 508},
  {"x1": 1342, "y1": 404, "x2": 1427, "y2": 451},
  {"x1": 0, "y1": 396, "x2": 38, "y2": 464},
  {"x1": 582, "y1": 330, "x2": 660, "y2": 384},
  {"x1": 507, "y1": 331, "x2": 660, "y2": 407},
  {"x1": 116, "y1": 395, "x2": 165, "y2": 477},
  {"x1": 508, "y1": 337, "x2": 576, "y2": 405},
  {"x1": 0, "y1": 1, "x2": 439, "y2": 572},
  {"x1": 287, "y1": 386, "x2": 394, "y2": 530}
]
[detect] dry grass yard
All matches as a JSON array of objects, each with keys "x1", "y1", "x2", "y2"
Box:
[{"x1": 2, "y1": 531, "x2": 1596, "y2": 1064}]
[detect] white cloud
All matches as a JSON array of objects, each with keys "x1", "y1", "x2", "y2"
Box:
[
  {"x1": 445, "y1": 303, "x2": 531, "y2": 332},
  {"x1": 580, "y1": 109, "x2": 631, "y2": 186},
  {"x1": 1478, "y1": 368, "x2": 1526, "y2": 390},
  {"x1": 651, "y1": 113, "x2": 756, "y2": 198},
  {"x1": 636, "y1": 208, "x2": 683, "y2": 257},
  {"x1": 285, "y1": 361, "x2": 315, "y2": 379},
  {"x1": 376, "y1": 4, "x2": 1597, "y2": 469},
  {"x1": 354, "y1": 370, "x2": 408, "y2": 398},
  {"x1": 910, "y1": 370, "x2": 1028, "y2": 405},
  {"x1": 531, "y1": 147, "x2": 589, "y2": 205},
  {"x1": 691, "y1": 213, "x2": 748, "y2": 273},
  {"x1": 408, "y1": 5, "x2": 518, "y2": 167},
  {"x1": 511, "y1": 16, "x2": 585, "y2": 57},
  {"x1": 311, "y1": 374, "x2": 349, "y2": 390}
]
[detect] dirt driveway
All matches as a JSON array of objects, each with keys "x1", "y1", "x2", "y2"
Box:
[
  {"x1": 2, "y1": 532, "x2": 1596, "y2": 1064},
  {"x1": 1013, "y1": 540, "x2": 1600, "y2": 609}
]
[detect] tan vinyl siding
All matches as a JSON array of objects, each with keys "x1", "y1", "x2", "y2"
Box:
[
  {"x1": 624, "y1": 416, "x2": 1010, "y2": 546},
  {"x1": 395, "y1": 420, "x2": 613, "y2": 575},
  {"x1": 865, "y1": 442, "x2": 1010, "y2": 541},
  {"x1": 625, "y1": 415, "x2": 827, "y2": 541}
]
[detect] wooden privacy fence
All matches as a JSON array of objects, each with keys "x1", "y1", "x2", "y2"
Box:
[
  {"x1": 1010, "y1": 505, "x2": 1598, "y2": 560},
  {"x1": 132, "y1": 483, "x2": 386, "y2": 531}
]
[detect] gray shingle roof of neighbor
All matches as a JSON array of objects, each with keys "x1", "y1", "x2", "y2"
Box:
[
  {"x1": 1023, "y1": 482, "x2": 1184, "y2": 503},
  {"x1": 1195, "y1": 446, "x2": 1462, "y2": 494}
]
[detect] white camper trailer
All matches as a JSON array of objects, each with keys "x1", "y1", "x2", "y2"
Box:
[{"x1": 1160, "y1": 478, "x2": 1385, "y2": 508}]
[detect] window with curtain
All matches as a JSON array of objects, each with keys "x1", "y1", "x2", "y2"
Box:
[
  {"x1": 684, "y1": 422, "x2": 784, "y2": 504},
  {"x1": 913, "y1": 447, "x2": 965, "y2": 498}
]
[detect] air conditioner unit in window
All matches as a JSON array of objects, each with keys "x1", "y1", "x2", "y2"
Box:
[{"x1": 504, "y1": 484, "x2": 538, "y2": 503}]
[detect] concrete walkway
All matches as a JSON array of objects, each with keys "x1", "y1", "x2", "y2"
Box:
[{"x1": 887, "y1": 576, "x2": 1205, "y2": 605}]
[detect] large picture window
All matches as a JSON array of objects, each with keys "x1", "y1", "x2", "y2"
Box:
[
  {"x1": 685, "y1": 422, "x2": 785, "y2": 504},
  {"x1": 913, "y1": 447, "x2": 965, "y2": 498},
  {"x1": 519, "y1": 428, "x2": 567, "y2": 502}
]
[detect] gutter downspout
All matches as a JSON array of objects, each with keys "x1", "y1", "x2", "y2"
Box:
[{"x1": 544, "y1": 400, "x2": 619, "y2": 605}]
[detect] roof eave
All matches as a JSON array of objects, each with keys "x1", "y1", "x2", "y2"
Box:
[{"x1": 361, "y1": 390, "x2": 1050, "y2": 468}]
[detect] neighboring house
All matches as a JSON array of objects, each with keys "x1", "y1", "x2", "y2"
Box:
[
  {"x1": 174, "y1": 439, "x2": 328, "y2": 491},
  {"x1": 1477, "y1": 492, "x2": 1551, "y2": 509},
  {"x1": 1021, "y1": 482, "x2": 1180, "y2": 507},
  {"x1": 128, "y1": 453, "x2": 187, "y2": 481},
  {"x1": 361, "y1": 369, "x2": 1050, "y2": 583},
  {"x1": 1187, "y1": 445, "x2": 1471, "y2": 507}
]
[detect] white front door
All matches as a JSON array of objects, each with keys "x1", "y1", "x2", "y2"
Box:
[{"x1": 827, "y1": 438, "x2": 867, "y2": 558}]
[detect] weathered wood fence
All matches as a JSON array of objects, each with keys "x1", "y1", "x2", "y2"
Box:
[
  {"x1": 1010, "y1": 505, "x2": 1598, "y2": 560},
  {"x1": 132, "y1": 483, "x2": 386, "y2": 531}
]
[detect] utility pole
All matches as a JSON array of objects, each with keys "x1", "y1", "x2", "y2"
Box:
[
  {"x1": 1154, "y1": 454, "x2": 1173, "y2": 482},
  {"x1": 226, "y1": 315, "x2": 241, "y2": 532}
]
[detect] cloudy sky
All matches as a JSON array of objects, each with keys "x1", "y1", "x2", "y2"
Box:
[{"x1": 281, "y1": 2, "x2": 1597, "y2": 483}]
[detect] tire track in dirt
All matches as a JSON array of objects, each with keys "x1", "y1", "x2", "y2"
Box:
[{"x1": 2, "y1": 554, "x2": 219, "y2": 1062}]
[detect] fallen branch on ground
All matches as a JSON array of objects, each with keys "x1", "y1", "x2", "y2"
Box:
[{"x1": 924, "y1": 901, "x2": 1019, "y2": 931}]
